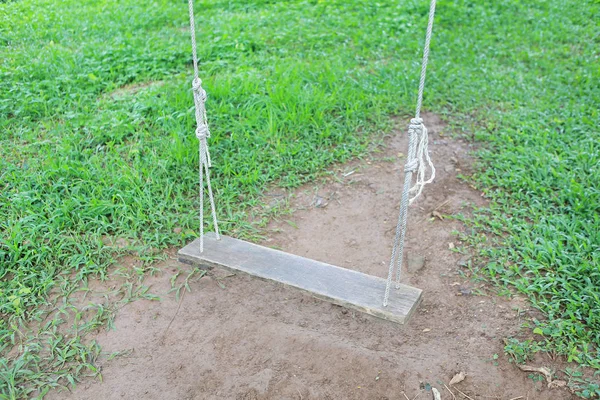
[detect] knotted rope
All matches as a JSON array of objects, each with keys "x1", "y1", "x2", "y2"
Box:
[
  {"x1": 383, "y1": 0, "x2": 437, "y2": 307},
  {"x1": 188, "y1": 0, "x2": 220, "y2": 252},
  {"x1": 408, "y1": 118, "x2": 436, "y2": 204}
]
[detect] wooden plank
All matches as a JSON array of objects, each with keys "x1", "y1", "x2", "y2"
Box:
[{"x1": 178, "y1": 233, "x2": 422, "y2": 324}]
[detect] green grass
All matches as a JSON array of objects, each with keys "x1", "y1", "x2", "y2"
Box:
[{"x1": 1, "y1": 0, "x2": 599, "y2": 397}]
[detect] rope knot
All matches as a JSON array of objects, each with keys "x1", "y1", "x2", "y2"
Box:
[
  {"x1": 404, "y1": 159, "x2": 418, "y2": 173},
  {"x1": 192, "y1": 77, "x2": 202, "y2": 91},
  {"x1": 192, "y1": 79, "x2": 208, "y2": 101},
  {"x1": 196, "y1": 124, "x2": 209, "y2": 139},
  {"x1": 408, "y1": 117, "x2": 423, "y2": 131}
]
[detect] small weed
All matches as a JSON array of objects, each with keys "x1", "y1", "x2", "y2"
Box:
[
  {"x1": 503, "y1": 338, "x2": 543, "y2": 365},
  {"x1": 565, "y1": 368, "x2": 600, "y2": 399}
]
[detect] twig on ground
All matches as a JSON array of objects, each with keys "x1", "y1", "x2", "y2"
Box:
[
  {"x1": 417, "y1": 199, "x2": 450, "y2": 223},
  {"x1": 454, "y1": 387, "x2": 475, "y2": 400},
  {"x1": 162, "y1": 289, "x2": 186, "y2": 339},
  {"x1": 432, "y1": 199, "x2": 450, "y2": 213},
  {"x1": 444, "y1": 383, "x2": 456, "y2": 400}
]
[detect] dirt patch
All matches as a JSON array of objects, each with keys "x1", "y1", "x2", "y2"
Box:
[
  {"x1": 104, "y1": 81, "x2": 164, "y2": 100},
  {"x1": 49, "y1": 113, "x2": 574, "y2": 399}
]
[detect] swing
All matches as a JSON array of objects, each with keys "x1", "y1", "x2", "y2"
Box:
[{"x1": 179, "y1": 0, "x2": 437, "y2": 324}]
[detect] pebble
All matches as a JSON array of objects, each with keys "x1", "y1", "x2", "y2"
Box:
[{"x1": 407, "y1": 254, "x2": 426, "y2": 273}]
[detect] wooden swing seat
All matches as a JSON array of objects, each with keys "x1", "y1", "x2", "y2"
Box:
[{"x1": 178, "y1": 233, "x2": 422, "y2": 324}]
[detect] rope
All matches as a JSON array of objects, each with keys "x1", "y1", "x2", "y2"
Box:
[
  {"x1": 188, "y1": 0, "x2": 220, "y2": 252},
  {"x1": 409, "y1": 120, "x2": 436, "y2": 203},
  {"x1": 383, "y1": 0, "x2": 437, "y2": 307},
  {"x1": 415, "y1": 0, "x2": 436, "y2": 119}
]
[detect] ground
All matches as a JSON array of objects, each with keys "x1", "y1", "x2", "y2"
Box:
[
  {"x1": 2, "y1": 0, "x2": 598, "y2": 396},
  {"x1": 49, "y1": 115, "x2": 573, "y2": 400}
]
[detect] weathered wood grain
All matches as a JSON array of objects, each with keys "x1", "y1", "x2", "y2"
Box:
[{"x1": 178, "y1": 233, "x2": 422, "y2": 324}]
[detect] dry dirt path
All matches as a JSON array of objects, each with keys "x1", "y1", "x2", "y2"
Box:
[{"x1": 50, "y1": 114, "x2": 573, "y2": 400}]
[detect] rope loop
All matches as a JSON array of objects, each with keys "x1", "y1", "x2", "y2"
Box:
[{"x1": 408, "y1": 121, "x2": 435, "y2": 204}]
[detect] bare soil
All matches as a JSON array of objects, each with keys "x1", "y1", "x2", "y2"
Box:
[{"x1": 50, "y1": 114, "x2": 574, "y2": 399}]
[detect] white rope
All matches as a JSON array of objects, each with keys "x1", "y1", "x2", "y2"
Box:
[
  {"x1": 383, "y1": 0, "x2": 437, "y2": 307},
  {"x1": 188, "y1": 0, "x2": 220, "y2": 252},
  {"x1": 409, "y1": 120, "x2": 435, "y2": 204}
]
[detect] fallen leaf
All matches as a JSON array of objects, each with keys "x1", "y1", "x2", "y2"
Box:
[
  {"x1": 457, "y1": 256, "x2": 471, "y2": 267},
  {"x1": 313, "y1": 196, "x2": 328, "y2": 208},
  {"x1": 432, "y1": 210, "x2": 444, "y2": 220},
  {"x1": 449, "y1": 371, "x2": 466, "y2": 385},
  {"x1": 549, "y1": 380, "x2": 567, "y2": 389}
]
